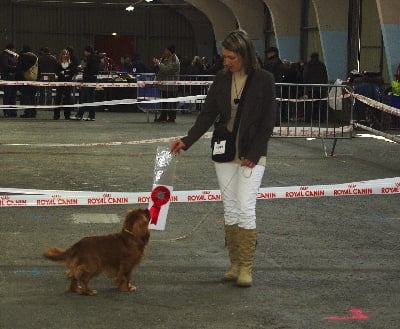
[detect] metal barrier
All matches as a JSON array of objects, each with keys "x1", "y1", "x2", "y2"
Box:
[
  {"x1": 135, "y1": 78, "x2": 354, "y2": 155},
  {"x1": 274, "y1": 82, "x2": 354, "y2": 155}
]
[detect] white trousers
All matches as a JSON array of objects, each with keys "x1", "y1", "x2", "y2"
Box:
[{"x1": 214, "y1": 162, "x2": 265, "y2": 229}]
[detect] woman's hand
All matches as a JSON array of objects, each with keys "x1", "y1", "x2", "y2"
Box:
[
  {"x1": 171, "y1": 139, "x2": 186, "y2": 155},
  {"x1": 241, "y1": 158, "x2": 256, "y2": 168}
]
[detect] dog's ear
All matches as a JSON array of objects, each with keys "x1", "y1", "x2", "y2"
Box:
[
  {"x1": 123, "y1": 209, "x2": 138, "y2": 228},
  {"x1": 124, "y1": 209, "x2": 150, "y2": 230}
]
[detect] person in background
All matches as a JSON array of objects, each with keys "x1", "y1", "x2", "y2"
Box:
[
  {"x1": 263, "y1": 46, "x2": 285, "y2": 83},
  {"x1": 132, "y1": 53, "x2": 148, "y2": 73},
  {"x1": 66, "y1": 45, "x2": 79, "y2": 69},
  {"x1": 187, "y1": 55, "x2": 206, "y2": 75},
  {"x1": 185, "y1": 56, "x2": 206, "y2": 111},
  {"x1": 152, "y1": 44, "x2": 180, "y2": 123},
  {"x1": 201, "y1": 56, "x2": 210, "y2": 72},
  {"x1": 350, "y1": 70, "x2": 383, "y2": 128},
  {"x1": 0, "y1": 43, "x2": 19, "y2": 117},
  {"x1": 16, "y1": 45, "x2": 38, "y2": 118},
  {"x1": 302, "y1": 52, "x2": 328, "y2": 122},
  {"x1": 37, "y1": 47, "x2": 58, "y2": 106},
  {"x1": 121, "y1": 55, "x2": 134, "y2": 73},
  {"x1": 179, "y1": 56, "x2": 191, "y2": 75},
  {"x1": 280, "y1": 61, "x2": 303, "y2": 121},
  {"x1": 170, "y1": 29, "x2": 276, "y2": 287},
  {"x1": 303, "y1": 52, "x2": 328, "y2": 85},
  {"x1": 71, "y1": 45, "x2": 100, "y2": 121},
  {"x1": 208, "y1": 54, "x2": 224, "y2": 74},
  {"x1": 54, "y1": 49, "x2": 77, "y2": 120},
  {"x1": 263, "y1": 46, "x2": 286, "y2": 125}
]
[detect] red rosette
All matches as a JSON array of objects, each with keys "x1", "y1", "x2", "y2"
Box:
[{"x1": 149, "y1": 185, "x2": 171, "y2": 225}]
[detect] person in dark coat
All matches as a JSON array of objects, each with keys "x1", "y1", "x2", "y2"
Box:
[
  {"x1": 208, "y1": 54, "x2": 224, "y2": 74},
  {"x1": 121, "y1": 56, "x2": 134, "y2": 73},
  {"x1": 16, "y1": 45, "x2": 38, "y2": 118},
  {"x1": 0, "y1": 43, "x2": 19, "y2": 117},
  {"x1": 303, "y1": 52, "x2": 328, "y2": 85},
  {"x1": 152, "y1": 44, "x2": 180, "y2": 122},
  {"x1": 171, "y1": 30, "x2": 276, "y2": 287},
  {"x1": 185, "y1": 56, "x2": 206, "y2": 111},
  {"x1": 132, "y1": 53, "x2": 148, "y2": 73},
  {"x1": 66, "y1": 46, "x2": 79, "y2": 69},
  {"x1": 72, "y1": 45, "x2": 100, "y2": 120},
  {"x1": 280, "y1": 61, "x2": 303, "y2": 121},
  {"x1": 263, "y1": 47, "x2": 286, "y2": 125},
  {"x1": 263, "y1": 47, "x2": 285, "y2": 83},
  {"x1": 302, "y1": 52, "x2": 328, "y2": 122},
  {"x1": 38, "y1": 47, "x2": 58, "y2": 105}
]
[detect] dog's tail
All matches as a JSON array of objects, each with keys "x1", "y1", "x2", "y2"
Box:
[{"x1": 43, "y1": 247, "x2": 68, "y2": 262}]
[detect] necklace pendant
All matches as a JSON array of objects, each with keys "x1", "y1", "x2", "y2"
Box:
[{"x1": 234, "y1": 98, "x2": 240, "y2": 105}]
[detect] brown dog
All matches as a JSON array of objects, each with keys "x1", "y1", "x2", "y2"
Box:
[{"x1": 43, "y1": 208, "x2": 150, "y2": 296}]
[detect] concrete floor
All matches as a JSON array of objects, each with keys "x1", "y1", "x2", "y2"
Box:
[{"x1": 0, "y1": 109, "x2": 399, "y2": 329}]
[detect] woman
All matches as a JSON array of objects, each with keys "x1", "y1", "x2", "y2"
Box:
[
  {"x1": 171, "y1": 30, "x2": 276, "y2": 287},
  {"x1": 54, "y1": 49, "x2": 76, "y2": 119}
]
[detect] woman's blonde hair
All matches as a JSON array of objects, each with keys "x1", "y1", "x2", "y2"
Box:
[
  {"x1": 59, "y1": 49, "x2": 70, "y2": 62},
  {"x1": 222, "y1": 29, "x2": 259, "y2": 74}
]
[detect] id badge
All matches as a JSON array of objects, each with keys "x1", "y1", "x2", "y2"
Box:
[{"x1": 213, "y1": 140, "x2": 226, "y2": 155}]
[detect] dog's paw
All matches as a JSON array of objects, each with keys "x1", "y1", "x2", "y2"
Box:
[
  {"x1": 77, "y1": 287, "x2": 97, "y2": 296},
  {"x1": 119, "y1": 283, "x2": 137, "y2": 292},
  {"x1": 128, "y1": 283, "x2": 137, "y2": 292}
]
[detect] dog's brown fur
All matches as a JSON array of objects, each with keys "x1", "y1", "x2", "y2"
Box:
[{"x1": 43, "y1": 208, "x2": 150, "y2": 296}]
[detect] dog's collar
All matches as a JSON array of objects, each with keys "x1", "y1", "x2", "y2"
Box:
[{"x1": 124, "y1": 228, "x2": 135, "y2": 236}]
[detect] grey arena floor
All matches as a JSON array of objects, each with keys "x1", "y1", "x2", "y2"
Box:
[{"x1": 0, "y1": 108, "x2": 399, "y2": 329}]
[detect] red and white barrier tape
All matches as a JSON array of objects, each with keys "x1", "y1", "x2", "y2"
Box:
[
  {"x1": 350, "y1": 91, "x2": 400, "y2": 117},
  {"x1": 0, "y1": 177, "x2": 398, "y2": 207},
  {"x1": 0, "y1": 79, "x2": 213, "y2": 88},
  {"x1": 0, "y1": 94, "x2": 207, "y2": 109}
]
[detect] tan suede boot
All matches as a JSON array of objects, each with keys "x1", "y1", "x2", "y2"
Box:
[
  {"x1": 223, "y1": 224, "x2": 240, "y2": 281},
  {"x1": 237, "y1": 228, "x2": 257, "y2": 287}
]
